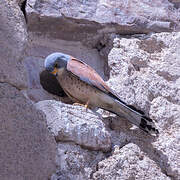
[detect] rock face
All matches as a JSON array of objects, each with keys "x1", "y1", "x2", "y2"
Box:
[
  {"x1": 24, "y1": 0, "x2": 180, "y2": 103},
  {"x1": 35, "y1": 100, "x2": 111, "y2": 152},
  {"x1": 26, "y1": 0, "x2": 180, "y2": 37},
  {"x1": 1, "y1": 0, "x2": 180, "y2": 180},
  {"x1": 0, "y1": 83, "x2": 56, "y2": 180},
  {"x1": 93, "y1": 143, "x2": 170, "y2": 180},
  {"x1": 51, "y1": 142, "x2": 105, "y2": 180},
  {"x1": 107, "y1": 32, "x2": 180, "y2": 179},
  {"x1": 0, "y1": 0, "x2": 28, "y2": 88},
  {"x1": 0, "y1": 1, "x2": 56, "y2": 180}
]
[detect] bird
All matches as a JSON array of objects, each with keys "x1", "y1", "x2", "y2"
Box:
[{"x1": 44, "y1": 52, "x2": 159, "y2": 136}]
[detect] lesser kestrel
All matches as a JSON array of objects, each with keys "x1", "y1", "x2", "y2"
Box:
[{"x1": 44, "y1": 52, "x2": 159, "y2": 135}]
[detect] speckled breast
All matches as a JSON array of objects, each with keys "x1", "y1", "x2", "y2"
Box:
[{"x1": 56, "y1": 68, "x2": 99, "y2": 105}]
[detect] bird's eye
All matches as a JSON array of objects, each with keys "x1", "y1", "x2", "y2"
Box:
[{"x1": 54, "y1": 63, "x2": 58, "y2": 68}]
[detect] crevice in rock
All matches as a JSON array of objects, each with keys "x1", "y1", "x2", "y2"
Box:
[
  {"x1": 19, "y1": 0, "x2": 27, "y2": 23},
  {"x1": 39, "y1": 70, "x2": 67, "y2": 97},
  {"x1": 168, "y1": 0, "x2": 180, "y2": 9},
  {"x1": 95, "y1": 42, "x2": 106, "y2": 52},
  {"x1": 90, "y1": 162, "x2": 99, "y2": 179},
  {"x1": 0, "y1": 81, "x2": 22, "y2": 91}
]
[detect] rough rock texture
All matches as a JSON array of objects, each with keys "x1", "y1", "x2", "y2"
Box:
[
  {"x1": 2, "y1": 0, "x2": 180, "y2": 180},
  {"x1": 0, "y1": 1, "x2": 57, "y2": 179},
  {"x1": 107, "y1": 32, "x2": 180, "y2": 179},
  {"x1": 93, "y1": 143, "x2": 170, "y2": 180},
  {"x1": 35, "y1": 100, "x2": 111, "y2": 152},
  {"x1": 0, "y1": 83, "x2": 56, "y2": 180},
  {"x1": 26, "y1": 0, "x2": 180, "y2": 37},
  {"x1": 0, "y1": 0, "x2": 28, "y2": 88},
  {"x1": 51, "y1": 142, "x2": 105, "y2": 180}
]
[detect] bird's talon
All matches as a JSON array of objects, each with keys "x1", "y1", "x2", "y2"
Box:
[
  {"x1": 73, "y1": 103, "x2": 85, "y2": 107},
  {"x1": 73, "y1": 102, "x2": 89, "y2": 111},
  {"x1": 85, "y1": 104, "x2": 88, "y2": 112}
]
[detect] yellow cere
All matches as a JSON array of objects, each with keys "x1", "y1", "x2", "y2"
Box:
[{"x1": 51, "y1": 67, "x2": 58, "y2": 75}]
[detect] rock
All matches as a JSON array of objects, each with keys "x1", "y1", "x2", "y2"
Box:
[
  {"x1": 169, "y1": 0, "x2": 180, "y2": 8},
  {"x1": 35, "y1": 100, "x2": 111, "y2": 152},
  {"x1": 150, "y1": 96, "x2": 180, "y2": 178},
  {"x1": 108, "y1": 32, "x2": 180, "y2": 110},
  {"x1": 93, "y1": 143, "x2": 170, "y2": 180},
  {"x1": 2, "y1": 1, "x2": 179, "y2": 179},
  {"x1": 26, "y1": 0, "x2": 180, "y2": 39},
  {"x1": 0, "y1": 83, "x2": 56, "y2": 180},
  {"x1": 51, "y1": 142, "x2": 105, "y2": 180},
  {"x1": 0, "y1": 0, "x2": 28, "y2": 89},
  {"x1": 107, "y1": 32, "x2": 180, "y2": 179}
]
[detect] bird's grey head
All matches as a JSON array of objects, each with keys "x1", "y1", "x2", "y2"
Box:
[{"x1": 44, "y1": 52, "x2": 71, "y2": 74}]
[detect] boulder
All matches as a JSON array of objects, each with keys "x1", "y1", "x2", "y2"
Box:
[
  {"x1": 0, "y1": 0, "x2": 28, "y2": 89},
  {"x1": 93, "y1": 143, "x2": 171, "y2": 180},
  {"x1": 26, "y1": 0, "x2": 180, "y2": 39},
  {"x1": 107, "y1": 32, "x2": 180, "y2": 179},
  {"x1": 35, "y1": 100, "x2": 111, "y2": 152},
  {"x1": 0, "y1": 83, "x2": 56, "y2": 180},
  {"x1": 51, "y1": 142, "x2": 105, "y2": 180}
]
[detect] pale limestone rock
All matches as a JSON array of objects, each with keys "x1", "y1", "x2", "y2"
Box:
[
  {"x1": 150, "y1": 96, "x2": 180, "y2": 178},
  {"x1": 35, "y1": 100, "x2": 111, "y2": 152},
  {"x1": 51, "y1": 142, "x2": 105, "y2": 180},
  {"x1": 2, "y1": 1, "x2": 179, "y2": 179},
  {"x1": 26, "y1": 0, "x2": 180, "y2": 35},
  {"x1": 107, "y1": 32, "x2": 180, "y2": 179},
  {"x1": 24, "y1": 0, "x2": 180, "y2": 103},
  {"x1": 93, "y1": 143, "x2": 170, "y2": 180}
]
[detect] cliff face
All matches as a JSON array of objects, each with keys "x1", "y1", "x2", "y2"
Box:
[
  {"x1": 0, "y1": 0, "x2": 179, "y2": 179},
  {"x1": 0, "y1": 1, "x2": 56, "y2": 180}
]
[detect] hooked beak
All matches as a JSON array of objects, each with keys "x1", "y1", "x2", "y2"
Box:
[{"x1": 51, "y1": 67, "x2": 58, "y2": 76}]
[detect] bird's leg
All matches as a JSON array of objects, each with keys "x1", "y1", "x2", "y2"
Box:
[
  {"x1": 73, "y1": 100, "x2": 89, "y2": 111},
  {"x1": 85, "y1": 100, "x2": 89, "y2": 111},
  {"x1": 73, "y1": 102, "x2": 85, "y2": 107}
]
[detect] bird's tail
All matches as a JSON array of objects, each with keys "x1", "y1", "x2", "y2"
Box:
[
  {"x1": 111, "y1": 98, "x2": 159, "y2": 135},
  {"x1": 100, "y1": 91, "x2": 159, "y2": 136}
]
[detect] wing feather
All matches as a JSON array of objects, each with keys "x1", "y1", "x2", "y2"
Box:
[{"x1": 67, "y1": 57, "x2": 111, "y2": 93}]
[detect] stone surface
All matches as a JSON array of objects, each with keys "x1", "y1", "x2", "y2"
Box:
[
  {"x1": 35, "y1": 100, "x2": 111, "y2": 152},
  {"x1": 26, "y1": 0, "x2": 180, "y2": 39},
  {"x1": 93, "y1": 143, "x2": 170, "y2": 180},
  {"x1": 51, "y1": 142, "x2": 105, "y2": 180},
  {"x1": 2, "y1": 1, "x2": 180, "y2": 179},
  {"x1": 0, "y1": 83, "x2": 56, "y2": 180},
  {"x1": 150, "y1": 96, "x2": 180, "y2": 178},
  {"x1": 107, "y1": 32, "x2": 180, "y2": 179},
  {"x1": 0, "y1": 0, "x2": 28, "y2": 89}
]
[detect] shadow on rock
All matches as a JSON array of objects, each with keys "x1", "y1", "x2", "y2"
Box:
[
  {"x1": 40, "y1": 70, "x2": 67, "y2": 97},
  {"x1": 130, "y1": 131, "x2": 177, "y2": 178},
  {"x1": 105, "y1": 116, "x2": 176, "y2": 178}
]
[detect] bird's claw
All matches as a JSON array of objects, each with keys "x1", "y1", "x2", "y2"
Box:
[{"x1": 73, "y1": 102, "x2": 89, "y2": 111}]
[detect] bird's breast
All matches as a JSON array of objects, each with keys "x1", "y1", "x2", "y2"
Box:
[{"x1": 56, "y1": 69, "x2": 102, "y2": 106}]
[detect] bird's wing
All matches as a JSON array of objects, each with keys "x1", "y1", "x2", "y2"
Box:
[{"x1": 67, "y1": 57, "x2": 112, "y2": 94}]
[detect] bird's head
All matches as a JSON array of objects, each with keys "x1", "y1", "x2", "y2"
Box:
[{"x1": 44, "y1": 52, "x2": 71, "y2": 75}]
